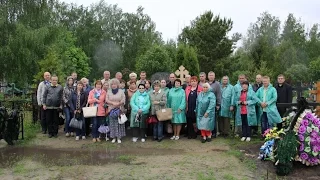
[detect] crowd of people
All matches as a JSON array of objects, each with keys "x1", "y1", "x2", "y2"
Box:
[{"x1": 36, "y1": 70, "x2": 292, "y2": 143}]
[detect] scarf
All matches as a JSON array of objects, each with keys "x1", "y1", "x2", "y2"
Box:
[
  {"x1": 112, "y1": 88, "x2": 119, "y2": 95},
  {"x1": 76, "y1": 91, "x2": 81, "y2": 110}
]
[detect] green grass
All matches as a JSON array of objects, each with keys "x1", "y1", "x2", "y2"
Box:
[
  {"x1": 116, "y1": 155, "x2": 136, "y2": 164},
  {"x1": 223, "y1": 174, "x2": 237, "y2": 180},
  {"x1": 19, "y1": 112, "x2": 41, "y2": 145},
  {"x1": 0, "y1": 168, "x2": 3, "y2": 175},
  {"x1": 13, "y1": 162, "x2": 27, "y2": 174},
  {"x1": 197, "y1": 170, "x2": 216, "y2": 180}
]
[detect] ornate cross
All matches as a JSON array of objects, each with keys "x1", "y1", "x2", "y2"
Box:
[{"x1": 175, "y1": 65, "x2": 189, "y2": 83}]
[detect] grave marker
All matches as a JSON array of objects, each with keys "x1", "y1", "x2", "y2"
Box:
[{"x1": 175, "y1": 65, "x2": 189, "y2": 83}]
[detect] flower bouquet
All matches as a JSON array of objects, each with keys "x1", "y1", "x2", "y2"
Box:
[{"x1": 294, "y1": 112, "x2": 320, "y2": 166}]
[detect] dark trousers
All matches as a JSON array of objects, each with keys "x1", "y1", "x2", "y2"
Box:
[
  {"x1": 261, "y1": 112, "x2": 271, "y2": 134},
  {"x1": 132, "y1": 127, "x2": 146, "y2": 139},
  {"x1": 252, "y1": 106, "x2": 259, "y2": 134},
  {"x1": 186, "y1": 117, "x2": 196, "y2": 138},
  {"x1": 40, "y1": 107, "x2": 47, "y2": 132},
  {"x1": 218, "y1": 117, "x2": 230, "y2": 135},
  {"x1": 85, "y1": 118, "x2": 91, "y2": 136},
  {"x1": 241, "y1": 114, "x2": 251, "y2": 138},
  {"x1": 46, "y1": 109, "x2": 59, "y2": 135}
]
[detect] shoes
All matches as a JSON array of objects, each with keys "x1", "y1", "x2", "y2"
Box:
[
  {"x1": 75, "y1": 136, "x2": 80, "y2": 141},
  {"x1": 92, "y1": 138, "x2": 97, "y2": 142},
  {"x1": 170, "y1": 136, "x2": 176, "y2": 140},
  {"x1": 82, "y1": 136, "x2": 86, "y2": 140},
  {"x1": 246, "y1": 137, "x2": 251, "y2": 142},
  {"x1": 65, "y1": 133, "x2": 70, "y2": 137},
  {"x1": 174, "y1": 136, "x2": 180, "y2": 140},
  {"x1": 53, "y1": 134, "x2": 57, "y2": 138},
  {"x1": 201, "y1": 138, "x2": 206, "y2": 143},
  {"x1": 157, "y1": 138, "x2": 163, "y2": 142},
  {"x1": 117, "y1": 139, "x2": 121, "y2": 144},
  {"x1": 206, "y1": 137, "x2": 212, "y2": 142},
  {"x1": 111, "y1": 139, "x2": 116, "y2": 143},
  {"x1": 153, "y1": 137, "x2": 158, "y2": 141},
  {"x1": 141, "y1": 138, "x2": 146, "y2": 143},
  {"x1": 132, "y1": 137, "x2": 138, "y2": 142},
  {"x1": 97, "y1": 138, "x2": 101, "y2": 142},
  {"x1": 48, "y1": 134, "x2": 53, "y2": 138},
  {"x1": 70, "y1": 132, "x2": 74, "y2": 137},
  {"x1": 106, "y1": 137, "x2": 109, "y2": 141},
  {"x1": 212, "y1": 134, "x2": 217, "y2": 138},
  {"x1": 241, "y1": 137, "x2": 246, "y2": 141},
  {"x1": 187, "y1": 136, "x2": 192, "y2": 139}
]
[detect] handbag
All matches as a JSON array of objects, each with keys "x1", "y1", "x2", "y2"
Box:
[
  {"x1": 82, "y1": 102, "x2": 97, "y2": 118},
  {"x1": 118, "y1": 114, "x2": 128, "y2": 124},
  {"x1": 98, "y1": 125, "x2": 109, "y2": 134},
  {"x1": 156, "y1": 108, "x2": 172, "y2": 121},
  {"x1": 69, "y1": 117, "x2": 83, "y2": 129},
  {"x1": 147, "y1": 116, "x2": 158, "y2": 124}
]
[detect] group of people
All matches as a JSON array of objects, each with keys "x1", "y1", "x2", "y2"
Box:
[{"x1": 36, "y1": 70, "x2": 292, "y2": 143}]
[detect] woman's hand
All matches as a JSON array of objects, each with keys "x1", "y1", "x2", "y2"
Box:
[
  {"x1": 204, "y1": 113, "x2": 208, "y2": 118},
  {"x1": 177, "y1": 109, "x2": 181, "y2": 113}
]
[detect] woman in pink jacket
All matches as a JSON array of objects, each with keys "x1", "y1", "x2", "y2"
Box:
[{"x1": 88, "y1": 80, "x2": 106, "y2": 142}]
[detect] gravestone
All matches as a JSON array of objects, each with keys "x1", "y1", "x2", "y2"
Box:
[
  {"x1": 175, "y1": 65, "x2": 189, "y2": 83},
  {"x1": 151, "y1": 72, "x2": 170, "y2": 83}
]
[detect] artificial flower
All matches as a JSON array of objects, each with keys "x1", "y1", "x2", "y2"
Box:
[{"x1": 300, "y1": 152, "x2": 309, "y2": 160}]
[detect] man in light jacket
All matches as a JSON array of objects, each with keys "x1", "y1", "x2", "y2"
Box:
[
  {"x1": 37, "y1": 72, "x2": 51, "y2": 134},
  {"x1": 208, "y1": 71, "x2": 222, "y2": 138}
]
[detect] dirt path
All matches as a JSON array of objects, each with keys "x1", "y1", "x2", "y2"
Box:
[{"x1": 0, "y1": 132, "x2": 254, "y2": 180}]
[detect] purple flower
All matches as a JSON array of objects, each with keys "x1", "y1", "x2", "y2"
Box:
[
  {"x1": 317, "y1": 137, "x2": 320, "y2": 143},
  {"x1": 299, "y1": 144, "x2": 305, "y2": 151},
  {"x1": 305, "y1": 113, "x2": 312, "y2": 119},
  {"x1": 300, "y1": 152, "x2": 309, "y2": 160},
  {"x1": 312, "y1": 118, "x2": 319, "y2": 125},
  {"x1": 311, "y1": 138, "x2": 318, "y2": 146},
  {"x1": 312, "y1": 146, "x2": 320, "y2": 152},
  {"x1": 298, "y1": 134, "x2": 305, "y2": 141},
  {"x1": 299, "y1": 126, "x2": 307, "y2": 134},
  {"x1": 310, "y1": 158, "x2": 319, "y2": 165},
  {"x1": 311, "y1": 131, "x2": 318, "y2": 138},
  {"x1": 302, "y1": 119, "x2": 309, "y2": 127}
]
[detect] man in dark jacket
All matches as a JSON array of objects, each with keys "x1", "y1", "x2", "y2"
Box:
[
  {"x1": 275, "y1": 74, "x2": 292, "y2": 129},
  {"x1": 42, "y1": 75, "x2": 63, "y2": 138},
  {"x1": 252, "y1": 74, "x2": 262, "y2": 136},
  {"x1": 166, "y1": 73, "x2": 176, "y2": 89}
]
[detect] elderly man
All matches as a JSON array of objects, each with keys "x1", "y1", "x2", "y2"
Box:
[
  {"x1": 252, "y1": 74, "x2": 263, "y2": 136},
  {"x1": 198, "y1": 72, "x2": 207, "y2": 87},
  {"x1": 219, "y1": 76, "x2": 233, "y2": 137},
  {"x1": 127, "y1": 72, "x2": 137, "y2": 86},
  {"x1": 37, "y1": 72, "x2": 51, "y2": 134},
  {"x1": 208, "y1": 71, "x2": 221, "y2": 137},
  {"x1": 275, "y1": 74, "x2": 292, "y2": 129},
  {"x1": 101, "y1": 71, "x2": 111, "y2": 85},
  {"x1": 166, "y1": 73, "x2": 176, "y2": 89},
  {"x1": 42, "y1": 75, "x2": 63, "y2": 138},
  {"x1": 115, "y1": 72, "x2": 123, "y2": 81}
]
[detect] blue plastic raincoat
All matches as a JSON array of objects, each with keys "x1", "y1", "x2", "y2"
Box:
[
  {"x1": 167, "y1": 87, "x2": 186, "y2": 124},
  {"x1": 220, "y1": 80, "x2": 233, "y2": 118},
  {"x1": 196, "y1": 91, "x2": 216, "y2": 131},
  {"x1": 232, "y1": 81, "x2": 253, "y2": 106},
  {"x1": 255, "y1": 84, "x2": 282, "y2": 124},
  {"x1": 130, "y1": 91, "x2": 151, "y2": 128},
  {"x1": 233, "y1": 88, "x2": 258, "y2": 126}
]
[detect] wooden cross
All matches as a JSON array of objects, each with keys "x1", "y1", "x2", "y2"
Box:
[
  {"x1": 175, "y1": 65, "x2": 189, "y2": 83},
  {"x1": 310, "y1": 81, "x2": 320, "y2": 116}
]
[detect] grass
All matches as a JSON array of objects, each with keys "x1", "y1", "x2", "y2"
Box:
[
  {"x1": 13, "y1": 162, "x2": 27, "y2": 174},
  {"x1": 0, "y1": 168, "x2": 3, "y2": 175},
  {"x1": 223, "y1": 174, "x2": 237, "y2": 180},
  {"x1": 197, "y1": 170, "x2": 216, "y2": 180},
  {"x1": 19, "y1": 112, "x2": 41, "y2": 145},
  {"x1": 116, "y1": 155, "x2": 136, "y2": 164}
]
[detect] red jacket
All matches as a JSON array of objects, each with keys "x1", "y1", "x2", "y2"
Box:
[{"x1": 185, "y1": 85, "x2": 203, "y2": 102}]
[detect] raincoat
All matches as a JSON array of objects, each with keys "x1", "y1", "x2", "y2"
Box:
[
  {"x1": 255, "y1": 84, "x2": 282, "y2": 124},
  {"x1": 233, "y1": 88, "x2": 258, "y2": 126},
  {"x1": 220, "y1": 80, "x2": 233, "y2": 118},
  {"x1": 161, "y1": 87, "x2": 170, "y2": 96},
  {"x1": 232, "y1": 81, "x2": 253, "y2": 106},
  {"x1": 196, "y1": 91, "x2": 216, "y2": 131},
  {"x1": 167, "y1": 87, "x2": 186, "y2": 124},
  {"x1": 130, "y1": 91, "x2": 151, "y2": 128}
]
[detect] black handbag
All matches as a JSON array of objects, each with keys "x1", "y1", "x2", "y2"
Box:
[{"x1": 69, "y1": 114, "x2": 83, "y2": 130}]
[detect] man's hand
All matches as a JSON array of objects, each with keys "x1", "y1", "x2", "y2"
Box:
[
  {"x1": 204, "y1": 113, "x2": 208, "y2": 118},
  {"x1": 230, "y1": 106, "x2": 234, "y2": 111},
  {"x1": 43, "y1": 105, "x2": 47, "y2": 110},
  {"x1": 243, "y1": 101, "x2": 247, "y2": 105},
  {"x1": 177, "y1": 109, "x2": 182, "y2": 113},
  {"x1": 216, "y1": 106, "x2": 220, "y2": 110}
]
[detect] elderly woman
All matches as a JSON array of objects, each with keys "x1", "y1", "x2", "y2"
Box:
[
  {"x1": 69, "y1": 81, "x2": 87, "y2": 140},
  {"x1": 130, "y1": 84, "x2": 151, "y2": 142},
  {"x1": 150, "y1": 80, "x2": 167, "y2": 142},
  {"x1": 168, "y1": 79, "x2": 186, "y2": 140},
  {"x1": 88, "y1": 80, "x2": 107, "y2": 142},
  {"x1": 234, "y1": 81, "x2": 257, "y2": 142},
  {"x1": 105, "y1": 78, "x2": 126, "y2": 143},
  {"x1": 63, "y1": 76, "x2": 74, "y2": 137},
  {"x1": 196, "y1": 83, "x2": 216, "y2": 143},
  {"x1": 127, "y1": 72, "x2": 138, "y2": 87},
  {"x1": 160, "y1": 79, "x2": 169, "y2": 95},
  {"x1": 185, "y1": 76, "x2": 203, "y2": 139}
]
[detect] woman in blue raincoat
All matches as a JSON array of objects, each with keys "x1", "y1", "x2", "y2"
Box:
[
  {"x1": 256, "y1": 76, "x2": 282, "y2": 135},
  {"x1": 167, "y1": 79, "x2": 186, "y2": 140},
  {"x1": 234, "y1": 81, "x2": 257, "y2": 142},
  {"x1": 196, "y1": 83, "x2": 216, "y2": 143},
  {"x1": 219, "y1": 76, "x2": 233, "y2": 137}
]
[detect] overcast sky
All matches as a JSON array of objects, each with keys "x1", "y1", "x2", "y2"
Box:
[{"x1": 62, "y1": 0, "x2": 319, "y2": 41}]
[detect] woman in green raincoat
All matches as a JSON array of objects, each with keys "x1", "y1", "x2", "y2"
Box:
[
  {"x1": 219, "y1": 76, "x2": 233, "y2": 137},
  {"x1": 196, "y1": 83, "x2": 216, "y2": 143},
  {"x1": 233, "y1": 81, "x2": 257, "y2": 142},
  {"x1": 167, "y1": 79, "x2": 186, "y2": 140},
  {"x1": 130, "y1": 83, "x2": 151, "y2": 143},
  {"x1": 256, "y1": 76, "x2": 282, "y2": 135}
]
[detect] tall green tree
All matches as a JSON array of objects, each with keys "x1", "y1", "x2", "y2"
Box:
[
  {"x1": 178, "y1": 11, "x2": 238, "y2": 74},
  {"x1": 176, "y1": 44, "x2": 199, "y2": 76}
]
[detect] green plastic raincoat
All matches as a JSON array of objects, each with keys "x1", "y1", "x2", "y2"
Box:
[
  {"x1": 232, "y1": 81, "x2": 253, "y2": 106},
  {"x1": 196, "y1": 91, "x2": 216, "y2": 131},
  {"x1": 255, "y1": 84, "x2": 282, "y2": 124},
  {"x1": 130, "y1": 91, "x2": 151, "y2": 128},
  {"x1": 220, "y1": 80, "x2": 233, "y2": 118},
  {"x1": 233, "y1": 88, "x2": 258, "y2": 126},
  {"x1": 167, "y1": 87, "x2": 186, "y2": 124}
]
